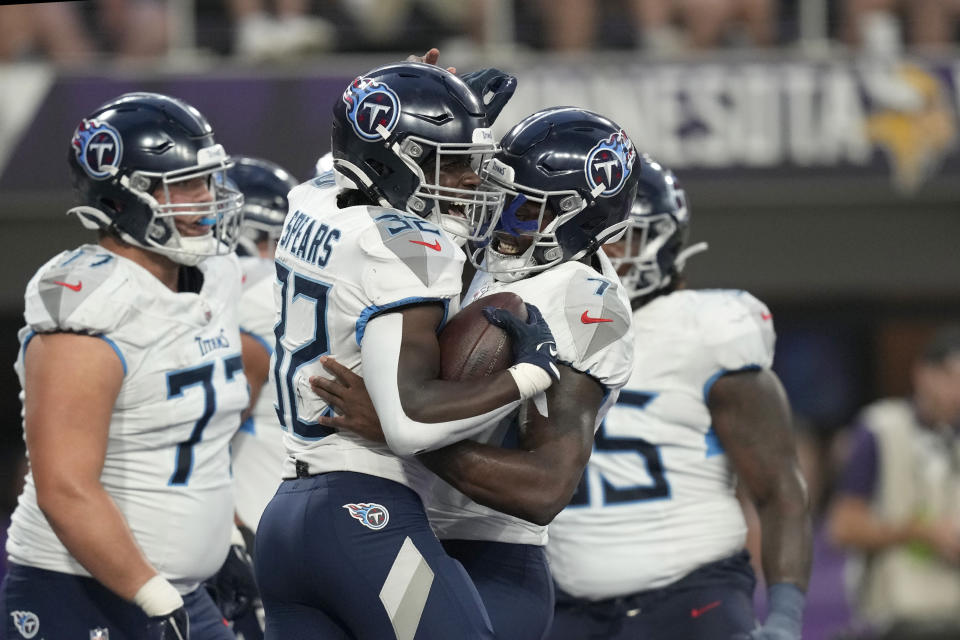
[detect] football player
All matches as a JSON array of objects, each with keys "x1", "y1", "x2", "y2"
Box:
[
  {"x1": 0, "y1": 93, "x2": 247, "y2": 639},
  {"x1": 229, "y1": 156, "x2": 300, "y2": 534},
  {"x1": 310, "y1": 107, "x2": 639, "y2": 640},
  {"x1": 252, "y1": 62, "x2": 560, "y2": 639},
  {"x1": 544, "y1": 157, "x2": 812, "y2": 640},
  {"x1": 206, "y1": 156, "x2": 300, "y2": 639}
]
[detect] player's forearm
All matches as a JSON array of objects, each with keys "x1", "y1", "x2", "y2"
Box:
[
  {"x1": 37, "y1": 482, "x2": 158, "y2": 600},
  {"x1": 419, "y1": 441, "x2": 575, "y2": 526},
  {"x1": 401, "y1": 374, "x2": 521, "y2": 423},
  {"x1": 756, "y1": 482, "x2": 812, "y2": 590}
]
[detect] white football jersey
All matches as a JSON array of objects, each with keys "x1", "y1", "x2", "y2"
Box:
[
  {"x1": 8, "y1": 245, "x2": 248, "y2": 594},
  {"x1": 546, "y1": 289, "x2": 775, "y2": 599},
  {"x1": 231, "y1": 256, "x2": 286, "y2": 531},
  {"x1": 425, "y1": 252, "x2": 634, "y2": 546},
  {"x1": 273, "y1": 178, "x2": 463, "y2": 494}
]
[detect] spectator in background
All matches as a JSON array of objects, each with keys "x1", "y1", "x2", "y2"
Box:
[
  {"x1": 827, "y1": 325, "x2": 960, "y2": 640},
  {"x1": 0, "y1": 2, "x2": 94, "y2": 64},
  {"x1": 95, "y1": 0, "x2": 169, "y2": 58},
  {"x1": 536, "y1": 0, "x2": 777, "y2": 53},
  {"x1": 844, "y1": 0, "x2": 960, "y2": 51},
  {"x1": 229, "y1": 0, "x2": 334, "y2": 59},
  {"x1": 632, "y1": 0, "x2": 777, "y2": 52}
]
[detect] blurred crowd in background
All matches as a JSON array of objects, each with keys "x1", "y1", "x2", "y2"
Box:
[
  {"x1": 3, "y1": 0, "x2": 960, "y2": 64},
  {"x1": 1, "y1": 2, "x2": 959, "y2": 639}
]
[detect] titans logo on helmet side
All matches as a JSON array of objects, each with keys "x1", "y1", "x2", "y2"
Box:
[
  {"x1": 71, "y1": 118, "x2": 123, "y2": 180},
  {"x1": 342, "y1": 77, "x2": 401, "y2": 141},
  {"x1": 585, "y1": 129, "x2": 636, "y2": 197}
]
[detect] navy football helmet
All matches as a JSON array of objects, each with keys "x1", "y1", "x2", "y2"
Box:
[
  {"x1": 331, "y1": 62, "x2": 503, "y2": 243},
  {"x1": 67, "y1": 92, "x2": 243, "y2": 266},
  {"x1": 227, "y1": 156, "x2": 299, "y2": 257},
  {"x1": 606, "y1": 154, "x2": 708, "y2": 301},
  {"x1": 475, "y1": 107, "x2": 640, "y2": 281}
]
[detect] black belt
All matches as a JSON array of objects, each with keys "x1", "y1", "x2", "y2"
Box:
[{"x1": 295, "y1": 459, "x2": 311, "y2": 478}]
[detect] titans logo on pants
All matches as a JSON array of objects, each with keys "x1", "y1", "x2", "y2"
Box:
[
  {"x1": 585, "y1": 129, "x2": 636, "y2": 197},
  {"x1": 343, "y1": 77, "x2": 401, "y2": 141},
  {"x1": 343, "y1": 502, "x2": 390, "y2": 530},
  {"x1": 71, "y1": 118, "x2": 123, "y2": 180}
]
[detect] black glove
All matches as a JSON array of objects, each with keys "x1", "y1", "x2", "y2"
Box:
[
  {"x1": 146, "y1": 607, "x2": 189, "y2": 640},
  {"x1": 460, "y1": 68, "x2": 517, "y2": 125},
  {"x1": 206, "y1": 543, "x2": 260, "y2": 621},
  {"x1": 483, "y1": 302, "x2": 559, "y2": 381}
]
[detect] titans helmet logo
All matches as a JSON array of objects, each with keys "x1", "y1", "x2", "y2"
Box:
[
  {"x1": 343, "y1": 77, "x2": 401, "y2": 141},
  {"x1": 71, "y1": 118, "x2": 123, "y2": 180},
  {"x1": 585, "y1": 130, "x2": 636, "y2": 197},
  {"x1": 343, "y1": 502, "x2": 390, "y2": 530}
]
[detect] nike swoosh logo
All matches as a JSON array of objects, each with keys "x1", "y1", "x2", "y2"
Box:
[
  {"x1": 690, "y1": 600, "x2": 721, "y2": 618},
  {"x1": 410, "y1": 239, "x2": 442, "y2": 251},
  {"x1": 536, "y1": 341, "x2": 558, "y2": 357},
  {"x1": 53, "y1": 280, "x2": 82, "y2": 292},
  {"x1": 581, "y1": 310, "x2": 612, "y2": 324},
  {"x1": 761, "y1": 312, "x2": 772, "y2": 320}
]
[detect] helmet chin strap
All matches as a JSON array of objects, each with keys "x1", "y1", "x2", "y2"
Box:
[
  {"x1": 675, "y1": 241, "x2": 709, "y2": 271},
  {"x1": 67, "y1": 205, "x2": 113, "y2": 231}
]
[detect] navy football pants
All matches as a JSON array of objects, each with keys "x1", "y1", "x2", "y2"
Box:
[
  {"x1": 0, "y1": 562, "x2": 234, "y2": 640},
  {"x1": 546, "y1": 550, "x2": 757, "y2": 640},
  {"x1": 254, "y1": 472, "x2": 494, "y2": 640},
  {"x1": 444, "y1": 539, "x2": 555, "y2": 640}
]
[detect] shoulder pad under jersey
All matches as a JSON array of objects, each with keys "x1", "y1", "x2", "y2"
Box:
[
  {"x1": 24, "y1": 245, "x2": 130, "y2": 334},
  {"x1": 689, "y1": 289, "x2": 776, "y2": 373},
  {"x1": 359, "y1": 208, "x2": 464, "y2": 305},
  {"x1": 518, "y1": 262, "x2": 633, "y2": 388}
]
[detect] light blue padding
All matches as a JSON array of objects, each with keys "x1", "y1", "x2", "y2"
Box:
[
  {"x1": 702, "y1": 364, "x2": 762, "y2": 402},
  {"x1": 704, "y1": 426, "x2": 724, "y2": 457},
  {"x1": 98, "y1": 335, "x2": 128, "y2": 376},
  {"x1": 355, "y1": 297, "x2": 450, "y2": 346},
  {"x1": 238, "y1": 416, "x2": 255, "y2": 434},
  {"x1": 702, "y1": 364, "x2": 762, "y2": 458},
  {"x1": 20, "y1": 330, "x2": 36, "y2": 361},
  {"x1": 20, "y1": 330, "x2": 127, "y2": 376},
  {"x1": 240, "y1": 328, "x2": 274, "y2": 355}
]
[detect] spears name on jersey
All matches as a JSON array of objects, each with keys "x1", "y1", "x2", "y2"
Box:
[
  {"x1": 8, "y1": 245, "x2": 248, "y2": 594},
  {"x1": 273, "y1": 177, "x2": 464, "y2": 494},
  {"x1": 547, "y1": 288, "x2": 776, "y2": 599}
]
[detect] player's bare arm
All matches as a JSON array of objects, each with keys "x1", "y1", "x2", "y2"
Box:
[
  {"x1": 24, "y1": 332, "x2": 159, "y2": 601},
  {"x1": 419, "y1": 365, "x2": 603, "y2": 526},
  {"x1": 312, "y1": 355, "x2": 602, "y2": 525},
  {"x1": 709, "y1": 368, "x2": 812, "y2": 590},
  {"x1": 390, "y1": 304, "x2": 524, "y2": 421},
  {"x1": 239, "y1": 331, "x2": 271, "y2": 422}
]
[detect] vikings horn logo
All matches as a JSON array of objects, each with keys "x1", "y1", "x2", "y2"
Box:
[
  {"x1": 584, "y1": 129, "x2": 636, "y2": 197},
  {"x1": 343, "y1": 76, "x2": 401, "y2": 142},
  {"x1": 71, "y1": 118, "x2": 123, "y2": 180},
  {"x1": 343, "y1": 502, "x2": 390, "y2": 530}
]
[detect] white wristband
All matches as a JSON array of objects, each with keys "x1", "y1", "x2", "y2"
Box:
[
  {"x1": 507, "y1": 363, "x2": 553, "y2": 400},
  {"x1": 133, "y1": 575, "x2": 183, "y2": 617}
]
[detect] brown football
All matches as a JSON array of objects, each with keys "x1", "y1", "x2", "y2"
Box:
[{"x1": 439, "y1": 292, "x2": 527, "y2": 381}]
